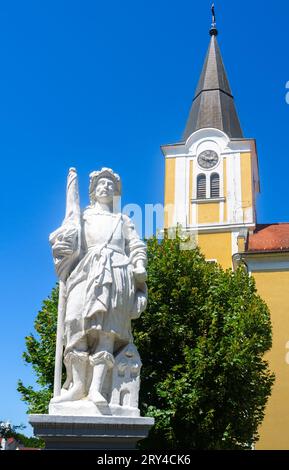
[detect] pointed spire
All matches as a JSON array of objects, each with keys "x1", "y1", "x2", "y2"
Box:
[{"x1": 182, "y1": 5, "x2": 243, "y2": 141}]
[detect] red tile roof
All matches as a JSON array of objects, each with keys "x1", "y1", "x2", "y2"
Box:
[{"x1": 248, "y1": 224, "x2": 289, "y2": 252}]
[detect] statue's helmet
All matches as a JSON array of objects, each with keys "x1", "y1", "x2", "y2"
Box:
[{"x1": 89, "y1": 168, "x2": 121, "y2": 204}]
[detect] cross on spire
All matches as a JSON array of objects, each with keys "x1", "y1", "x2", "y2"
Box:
[{"x1": 210, "y1": 3, "x2": 218, "y2": 36}]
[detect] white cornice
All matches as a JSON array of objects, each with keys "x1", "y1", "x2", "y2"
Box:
[
  {"x1": 191, "y1": 197, "x2": 226, "y2": 204},
  {"x1": 162, "y1": 128, "x2": 257, "y2": 158},
  {"x1": 184, "y1": 223, "x2": 256, "y2": 234},
  {"x1": 233, "y1": 251, "x2": 289, "y2": 272}
]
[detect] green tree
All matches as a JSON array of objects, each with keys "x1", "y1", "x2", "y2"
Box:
[
  {"x1": 18, "y1": 236, "x2": 274, "y2": 449},
  {"x1": 134, "y1": 236, "x2": 274, "y2": 449},
  {"x1": 17, "y1": 286, "x2": 59, "y2": 414},
  {"x1": 12, "y1": 432, "x2": 44, "y2": 449},
  {"x1": 0, "y1": 421, "x2": 23, "y2": 438}
]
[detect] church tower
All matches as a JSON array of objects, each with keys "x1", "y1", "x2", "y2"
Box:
[
  {"x1": 162, "y1": 6, "x2": 289, "y2": 450},
  {"x1": 162, "y1": 8, "x2": 260, "y2": 268}
]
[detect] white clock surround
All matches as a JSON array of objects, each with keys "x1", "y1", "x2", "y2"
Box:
[{"x1": 161, "y1": 127, "x2": 259, "y2": 233}]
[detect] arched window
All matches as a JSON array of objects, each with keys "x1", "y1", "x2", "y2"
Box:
[
  {"x1": 197, "y1": 174, "x2": 206, "y2": 199},
  {"x1": 210, "y1": 173, "x2": 220, "y2": 198}
]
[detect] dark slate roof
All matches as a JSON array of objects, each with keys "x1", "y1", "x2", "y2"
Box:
[{"x1": 183, "y1": 35, "x2": 243, "y2": 141}]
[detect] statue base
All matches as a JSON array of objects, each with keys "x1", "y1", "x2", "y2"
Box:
[
  {"x1": 49, "y1": 399, "x2": 140, "y2": 417},
  {"x1": 29, "y1": 414, "x2": 154, "y2": 450}
]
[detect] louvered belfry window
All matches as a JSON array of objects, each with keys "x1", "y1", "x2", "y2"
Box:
[
  {"x1": 197, "y1": 174, "x2": 206, "y2": 199},
  {"x1": 210, "y1": 173, "x2": 220, "y2": 198}
]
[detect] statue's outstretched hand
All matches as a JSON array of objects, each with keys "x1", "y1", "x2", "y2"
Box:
[{"x1": 131, "y1": 289, "x2": 147, "y2": 319}]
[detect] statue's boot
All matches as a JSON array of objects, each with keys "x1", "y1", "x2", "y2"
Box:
[
  {"x1": 88, "y1": 351, "x2": 115, "y2": 404},
  {"x1": 51, "y1": 351, "x2": 88, "y2": 403}
]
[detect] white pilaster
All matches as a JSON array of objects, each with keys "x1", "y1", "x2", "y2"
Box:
[{"x1": 174, "y1": 157, "x2": 187, "y2": 226}]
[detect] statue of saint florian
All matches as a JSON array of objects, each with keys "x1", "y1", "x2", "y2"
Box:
[{"x1": 49, "y1": 168, "x2": 147, "y2": 406}]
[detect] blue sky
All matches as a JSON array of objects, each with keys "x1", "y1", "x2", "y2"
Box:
[{"x1": 0, "y1": 0, "x2": 288, "y2": 436}]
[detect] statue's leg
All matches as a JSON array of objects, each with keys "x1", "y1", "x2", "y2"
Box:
[
  {"x1": 51, "y1": 340, "x2": 88, "y2": 403},
  {"x1": 88, "y1": 332, "x2": 115, "y2": 404}
]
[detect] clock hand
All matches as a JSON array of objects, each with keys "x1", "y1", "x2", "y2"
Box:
[{"x1": 203, "y1": 155, "x2": 214, "y2": 162}]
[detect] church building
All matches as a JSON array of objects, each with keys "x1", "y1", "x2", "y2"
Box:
[{"x1": 162, "y1": 8, "x2": 289, "y2": 450}]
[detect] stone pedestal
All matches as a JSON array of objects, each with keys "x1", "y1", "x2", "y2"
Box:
[{"x1": 29, "y1": 414, "x2": 154, "y2": 450}]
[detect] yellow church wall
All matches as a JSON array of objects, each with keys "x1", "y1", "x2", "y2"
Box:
[
  {"x1": 240, "y1": 152, "x2": 253, "y2": 214},
  {"x1": 164, "y1": 158, "x2": 176, "y2": 228},
  {"x1": 252, "y1": 270, "x2": 289, "y2": 450},
  {"x1": 197, "y1": 232, "x2": 232, "y2": 269},
  {"x1": 197, "y1": 203, "x2": 220, "y2": 224}
]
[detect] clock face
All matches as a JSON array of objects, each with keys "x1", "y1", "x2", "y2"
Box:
[{"x1": 197, "y1": 150, "x2": 219, "y2": 169}]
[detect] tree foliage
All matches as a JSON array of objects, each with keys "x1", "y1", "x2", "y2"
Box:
[
  {"x1": 0, "y1": 421, "x2": 23, "y2": 438},
  {"x1": 18, "y1": 236, "x2": 274, "y2": 449},
  {"x1": 17, "y1": 286, "x2": 59, "y2": 414},
  {"x1": 134, "y1": 236, "x2": 274, "y2": 449}
]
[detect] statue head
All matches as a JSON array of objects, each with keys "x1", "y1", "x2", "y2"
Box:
[{"x1": 89, "y1": 168, "x2": 121, "y2": 205}]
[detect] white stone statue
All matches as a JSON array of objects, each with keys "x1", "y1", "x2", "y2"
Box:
[{"x1": 48, "y1": 168, "x2": 147, "y2": 417}]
